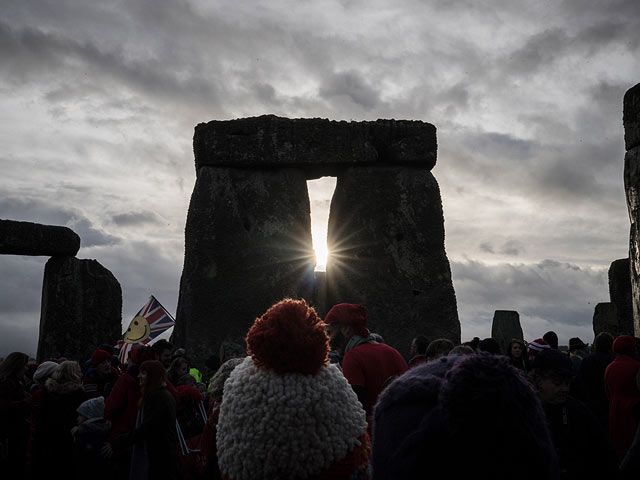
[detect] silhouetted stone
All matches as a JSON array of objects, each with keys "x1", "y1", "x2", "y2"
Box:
[
  {"x1": 174, "y1": 167, "x2": 316, "y2": 364},
  {"x1": 608, "y1": 258, "x2": 634, "y2": 335},
  {"x1": 624, "y1": 82, "x2": 640, "y2": 150},
  {"x1": 625, "y1": 147, "x2": 640, "y2": 336},
  {"x1": 491, "y1": 310, "x2": 523, "y2": 354},
  {"x1": 37, "y1": 256, "x2": 122, "y2": 361},
  {"x1": 593, "y1": 302, "x2": 619, "y2": 338},
  {"x1": 194, "y1": 115, "x2": 437, "y2": 172},
  {"x1": 325, "y1": 166, "x2": 460, "y2": 347},
  {"x1": 0, "y1": 219, "x2": 80, "y2": 257}
]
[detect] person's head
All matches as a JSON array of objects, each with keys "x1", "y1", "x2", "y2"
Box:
[
  {"x1": 373, "y1": 354, "x2": 558, "y2": 479},
  {"x1": 507, "y1": 339, "x2": 525, "y2": 359},
  {"x1": 530, "y1": 349, "x2": 573, "y2": 405},
  {"x1": 177, "y1": 373, "x2": 196, "y2": 387},
  {"x1": 477, "y1": 338, "x2": 501, "y2": 355},
  {"x1": 410, "y1": 335, "x2": 429, "y2": 356},
  {"x1": 527, "y1": 338, "x2": 550, "y2": 362},
  {"x1": 129, "y1": 345, "x2": 154, "y2": 366},
  {"x1": 169, "y1": 357, "x2": 189, "y2": 381},
  {"x1": 448, "y1": 345, "x2": 475, "y2": 357},
  {"x1": 0, "y1": 351, "x2": 29, "y2": 381},
  {"x1": 542, "y1": 331, "x2": 559, "y2": 350},
  {"x1": 568, "y1": 337, "x2": 588, "y2": 355},
  {"x1": 151, "y1": 339, "x2": 173, "y2": 369},
  {"x1": 76, "y1": 396, "x2": 105, "y2": 425},
  {"x1": 612, "y1": 335, "x2": 638, "y2": 358},
  {"x1": 33, "y1": 361, "x2": 59, "y2": 386},
  {"x1": 52, "y1": 360, "x2": 82, "y2": 385},
  {"x1": 90, "y1": 349, "x2": 112, "y2": 375},
  {"x1": 323, "y1": 303, "x2": 368, "y2": 355},
  {"x1": 210, "y1": 357, "x2": 244, "y2": 403},
  {"x1": 425, "y1": 338, "x2": 454, "y2": 362},
  {"x1": 139, "y1": 360, "x2": 167, "y2": 404},
  {"x1": 594, "y1": 332, "x2": 614, "y2": 353}
]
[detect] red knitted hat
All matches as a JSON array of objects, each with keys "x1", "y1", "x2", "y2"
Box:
[
  {"x1": 527, "y1": 338, "x2": 550, "y2": 357},
  {"x1": 91, "y1": 349, "x2": 112, "y2": 366},
  {"x1": 324, "y1": 303, "x2": 369, "y2": 337},
  {"x1": 246, "y1": 298, "x2": 329, "y2": 375}
]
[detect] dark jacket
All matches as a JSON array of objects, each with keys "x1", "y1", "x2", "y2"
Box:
[
  {"x1": 72, "y1": 418, "x2": 112, "y2": 480},
  {"x1": 579, "y1": 351, "x2": 614, "y2": 427}
]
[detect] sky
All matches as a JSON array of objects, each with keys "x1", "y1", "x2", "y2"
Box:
[{"x1": 1, "y1": 0, "x2": 639, "y2": 357}]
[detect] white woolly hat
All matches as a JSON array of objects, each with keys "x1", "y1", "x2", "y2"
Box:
[{"x1": 216, "y1": 299, "x2": 370, "y2": 480}]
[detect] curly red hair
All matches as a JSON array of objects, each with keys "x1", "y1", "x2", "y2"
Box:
[{"x1": 246, "y1": 298, "x2": 329, "y2": 375}]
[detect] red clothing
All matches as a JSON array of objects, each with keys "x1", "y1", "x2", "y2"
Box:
[
  {"x1": 605, "y1": 354, "x2": 640, "y2": 458},
  {"x1": 105, "y1": 371, "x2": 140, "y2": 439},
  {"x1": 342, "y1": 342, "x2": 408, "y2": 421}
]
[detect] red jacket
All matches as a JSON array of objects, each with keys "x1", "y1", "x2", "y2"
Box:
[
  {"x1": 105, "y1": 371, "x2": 140, "y2": 439},
  {"x1": 605, "y1": 354, "x2": 640, "y2": 458}
]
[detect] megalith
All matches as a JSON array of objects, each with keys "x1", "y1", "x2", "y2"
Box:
[
  {"x1": 0, "y1": 219, "x2": 80, "y2": 256},
  {"x1": 593, "y1": 302, "x2": 619, "y2": 338},
  {"x1": 490, "y1": 310, "x2": 523, "y2": 354},
  {"x1": 623, "y1": 82, "x2": 640, "y2": 336},
  {"x1": 326, "y1": 166, "x2": 460, "y2": 346},
  {"x1": 38, "y1": 256, "x2": 122, "y2": 361},
  {"x1": 608, "y1": 258, "x2": 634, "y2": 335},
  {"x1": 176, "y1": 115, "x2": 459, "y2": 362}
]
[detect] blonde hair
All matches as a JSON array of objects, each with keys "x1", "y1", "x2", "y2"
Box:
[{"x1": 51, "y1": 360, "x2": 82, "y2": 385}]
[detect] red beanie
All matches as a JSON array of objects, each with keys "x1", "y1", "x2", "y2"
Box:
[
  {"x1": 527, "y1": 338, "x2": 550, "y2": 357},
  {"x1": 324, "y1": 303, "x2": 369, "y2": 337},
  {"x1": 91, "y1": 349, "x2": 112, "y2": 366},
  {"x1": 613, "y1": 335, "x2": 637, "y2": 356}
]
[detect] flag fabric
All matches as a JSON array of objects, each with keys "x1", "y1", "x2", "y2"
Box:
[{"x1": 116, "y1": 295, "x2": 175, "y2": 364}]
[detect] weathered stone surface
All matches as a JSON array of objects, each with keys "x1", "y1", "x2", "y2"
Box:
[
  {"x1": 608, "y1": 258, "x2": 634, "y2": 335},
  {"x1": 174, "y1": 167, "x2": 316, "y2": 365},
  {"x1": 325, "y1": 166, "x2": 460, "y2": 349},
  {"x1": 593, "y1": 302, "x2": 620, "y2": 338},
  {"x1": 37, "y1": 256, "x2": 122, "y2": 361},
  {"x1": 0, "y1": 219, "x2": 80, "y2": 257},
  {"x1": 624, "y1": 82, "x2": 640, "y2": 151},
  {"x1": 491, "y1": 310, "x2": 523, "y2": 354},
  {"x1": 624, "y1": 146, "x2": 640, "y2": 336},
  {"x1": 194, "y1": 115, "x2": 437, "y2": 172}
]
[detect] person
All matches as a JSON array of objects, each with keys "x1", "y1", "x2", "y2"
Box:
[
  {"x1": 104, "y1": 344, "x2": 153, "y2": 478},
  {"x1": 477, "y1": 337, "x2": 501, "y2": 355},
  {"x1": 544, "y1": 331, "x2": 559, "y2": 350},
  {"x1": 530, "y1": 349, "x2": 618, "y2": 478},
  {"x1": 528, "y1": 338, "x2": 551, "y2": 363},
  {"x1": 83, "y1": 348, "x2": 119, "y2": 399},
  {"x1": 605, "y1": 334, "x2": 640, "y2": 460},
  {"x1": 568, "y1": 337, "x2": 589, "y2": 371},
  {"x1": 324, "y1": 302, "x2": 407, "y2": 424},
  {"x1": 425, "y1": 338, "x2": 454, "y2": 362},
  {"x1": 71, "y1": 396, "x2": 111, "y2": 480},
  {"x1": 152, "y1": 339, "x2": 173, "y2": 370},
  {"x1": 0, "y1": 352, "x2": 30, "y2": 479},
  {"x1": 216, "y1": 298, "x2": 370, "y2": 479},
  {"x1": 506, "y1": 338, "x2": 529, "y2": 371},
  {"x1": 579, "y1": 332, "x2": 614, "y2": 428},
  {"x1": 108, "y1": 360, "x2": 178, "y2": 480},
  {"x1": 31, "y1": 360, "x2": 86, "y2": 478},
  {"x1": 167, "y1": 356, "x2": 190, "y2": 387},
  {"x1": 372, "y1": 354, "x2": 558, "y2": 479},
  {"x1": 408, "y1": 335, "x2": 429, "y2": 368}
]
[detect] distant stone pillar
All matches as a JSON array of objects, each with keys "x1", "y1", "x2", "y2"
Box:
[
  {"x1": 326, "y1": 166, "x2": 460, "y2": 347},
  {"x1": 593, "y1": 302, "x2": 619, "y2": 338},
  {"x1": 491, "y1": 310, "x2": 523, "y2": 354},
  {"x1": 623, "y1": 82, "x2": 640, "y2": 336},
  {"x1": 38, "y1": 256, "x2": 122, "y2": 361},
  {"x1": 175, "y1": 167, "x2": 315, "y2": 363},
  {"x1": 0, "y1": 219, "x2": 80, "y2": 256},
  {"x1": 608, "y1": 258, "x2": 634, "y2": 335}
]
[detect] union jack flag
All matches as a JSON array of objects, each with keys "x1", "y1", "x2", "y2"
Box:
[{"x1": 116, "y1": 295, "x2": 175, "y2": 364}]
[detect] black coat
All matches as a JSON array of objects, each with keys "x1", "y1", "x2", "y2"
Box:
[{"x1": 579, "y1": 351, "x2": 614, "y2": 427}]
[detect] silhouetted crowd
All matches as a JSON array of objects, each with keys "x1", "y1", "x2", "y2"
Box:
[{"x1": 2, "y1": 299, "x2": 640, "y2": 479}]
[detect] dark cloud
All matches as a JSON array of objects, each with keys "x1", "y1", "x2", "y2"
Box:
[
  {"x1": 112, "y1": 211, "x2": 164, "y2": 227},
  {"x1": 319, "y1": 70, "x2": 382, "y2": 110}
]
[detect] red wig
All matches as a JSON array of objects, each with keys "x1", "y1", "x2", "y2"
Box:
[{"x1": 246, "y1": 298, "x2": 329, "y2": 375}]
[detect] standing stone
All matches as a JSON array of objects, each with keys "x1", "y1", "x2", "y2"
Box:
[
  {"x1": 491, "y1": 310, "x2": 523, "y2": 354},
  {"x1": 38, "y1": 256, "x2": 122, "y2": 361},
  {"x1": 174, "y1": 167, "x2": 315, "y2": 364},
  {"x1": 608, "y1": 258, "x2": 634, "y2": 335},
  {"x1": 326, "y1": 166, "x2": 460, "y2": 349},
  {"x1": 0, "y1": 219, "x2": 80, "y2": 256},
  {"x1": 624, "y1": 82, "x2": 640, "y2": 336},
  {"x1": 593, "y1": 302, "x2": 619, "y2": 338}
]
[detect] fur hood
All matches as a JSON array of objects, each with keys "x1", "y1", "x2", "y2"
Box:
[{"x1": 45, "y1": 377, "x2": 84, "y2": 395}]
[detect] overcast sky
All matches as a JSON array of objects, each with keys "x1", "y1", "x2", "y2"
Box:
[{"x1": 2, "y1": 0, "x2": 639, "y2": 357}]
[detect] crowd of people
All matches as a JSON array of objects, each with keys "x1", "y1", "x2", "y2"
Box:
[{"x1": 1, "y1": 299, "x2": 640, "y2": 479}]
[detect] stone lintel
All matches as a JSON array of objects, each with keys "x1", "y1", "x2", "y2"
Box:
[
  {"x1": 0, "y1": 219, "x2": 80, "y2": 257},
  {"x1": 624, "y1": 82, "x2": 640, "y2": 151},
  {"x1": 194, "y1": 115, "x2": 437, "y2": 172}
]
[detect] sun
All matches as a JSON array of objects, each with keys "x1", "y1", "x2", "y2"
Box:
[{"x1": 313, "y1": 228, "x2": 329, "y2": 272}]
